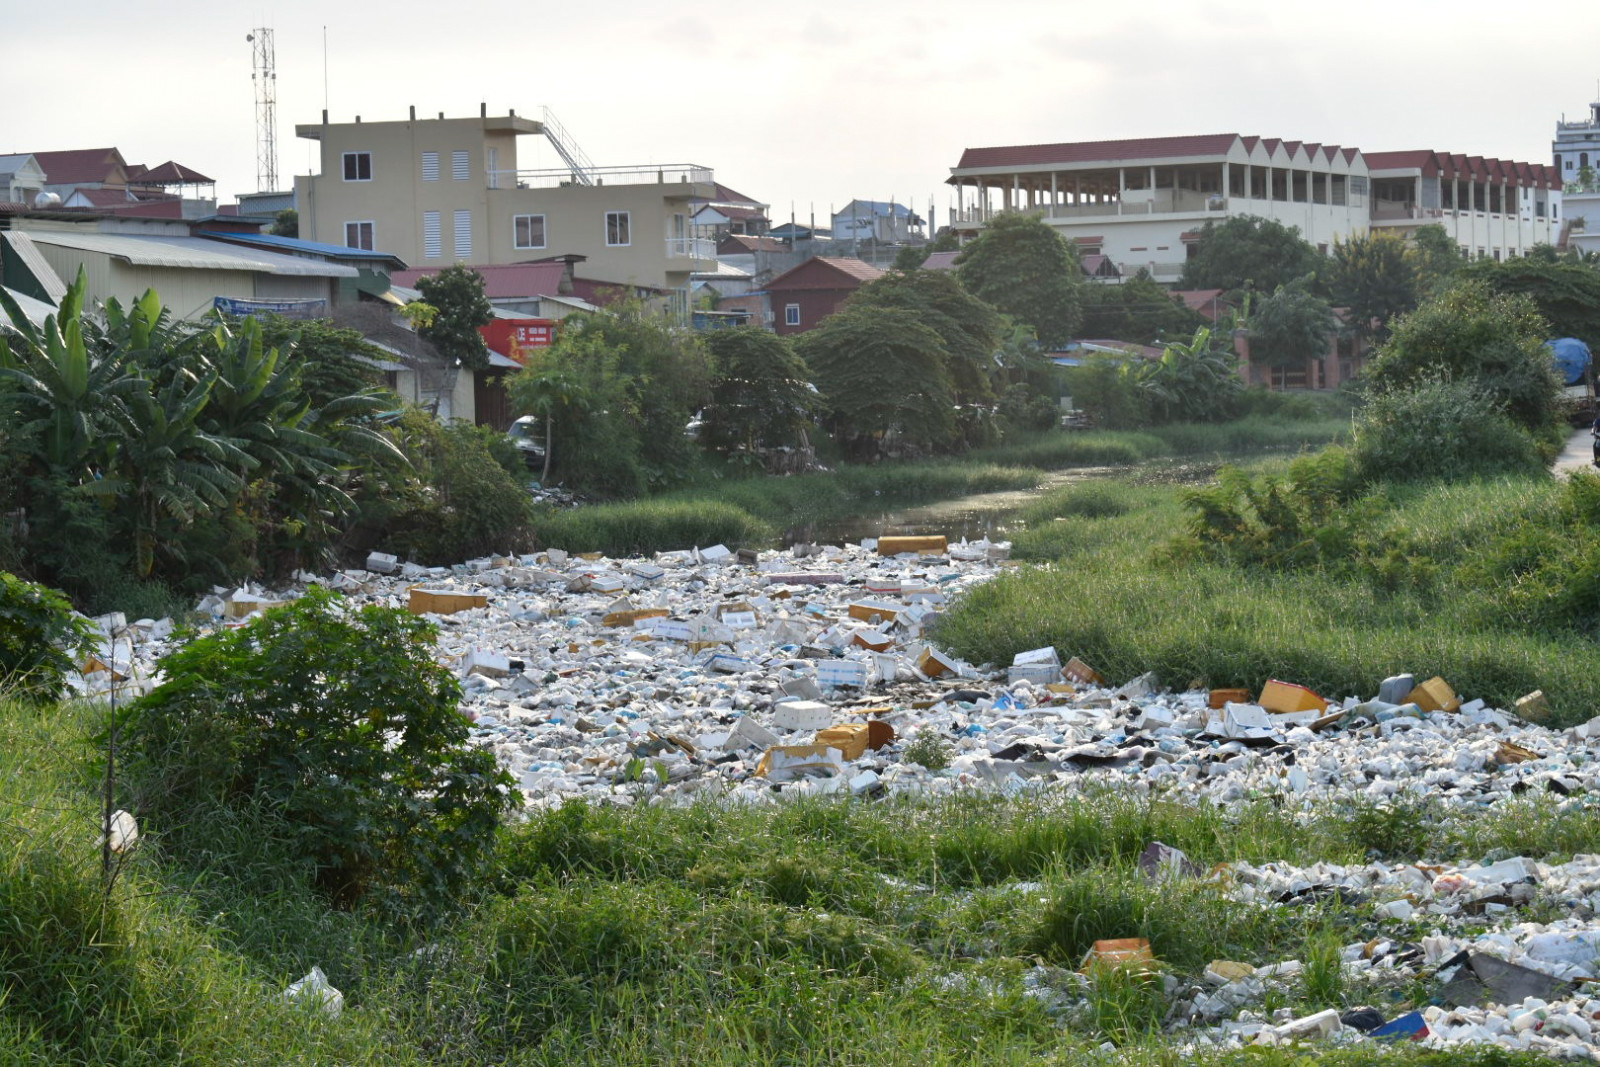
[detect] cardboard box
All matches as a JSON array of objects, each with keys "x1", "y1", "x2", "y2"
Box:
[
  {"x1": 877, "y1": 535, "x2": 948, "y2": 556},
  {"x1": 918, "y1": 647, "x2": 959, "y2": 678},
  {"x1": 1063, "y1": 656, "x2": 1105, "y2": 686},
  {"x1": 763, "y1": 573, "x2": 845, "y2": 586},
  {"x1": 408, "y1": 588, "x2": 489, "y2": 616},
  {"x1": 1515, "y1": 690, "x2": 1550, "y2": 721},
  {"x1": 1406, "y1": 676, "x2": 1461, "y2": 713},
  {"x1": 755, "y1": 744, "x2": 845, "y2": 781},
  {"x1": 1259, "y1": 679, "x2": 1328, "y2": 715},
  {"x1": 1012, "y1": 646, "x2": 1061, "y2": 668},
  {"x1": 848, "y1": 600, "x2": 902, "y2": 624},
  {"x1": 225, "y1": 594, "x2": 283, "y2": 620},
  {"x1": 852, "y1": 629, "x2": 895, "y2": 653},
  {"x1": 603, "y1": 607, "x2": 670, "y2": 628},
  {"x1": 1208, "y1": 687, "x2": 1253, "y2": 709},
  {"x1": 1080, "y1": 938, "x2": 1155, "y2": 973},
  {"x1": 815, "y1": 723, "x2": 871, "y2": 760}
]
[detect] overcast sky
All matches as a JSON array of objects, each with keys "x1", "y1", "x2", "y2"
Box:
[{"x1": 6, "y1": 0, "x2": 1598, "y2": 228}]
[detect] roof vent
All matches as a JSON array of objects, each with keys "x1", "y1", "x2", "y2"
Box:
[{"x1": 32, "y1": 191, "x2": 61, "y2": 209}]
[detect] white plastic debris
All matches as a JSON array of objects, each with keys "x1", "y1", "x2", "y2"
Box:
[{"x1": 284, "y1": 966, "x2": 343, "y2": 1016}]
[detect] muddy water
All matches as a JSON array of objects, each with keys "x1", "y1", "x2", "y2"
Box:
[{"x1": 782, "y1": 469, "x2": 1111, "y2": 546}]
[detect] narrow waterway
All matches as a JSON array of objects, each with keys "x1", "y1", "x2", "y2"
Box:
[{"x1": 782, "y1": 468, "x2": 1115, "y2": 546}]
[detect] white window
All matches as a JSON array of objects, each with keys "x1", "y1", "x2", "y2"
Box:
[
  {"x1": 344, "y1": 221, "x2": 374, "y2": 251},
  {"x1": 453, "y1": 209, "x2": 472, "y2": 258},
  {"x1": 342, "y1": 151, "x2": 372, "y2": 182},
  {"x1": 606, "y1": 210, "x2": 631, "y2": 246},
  {"x1": 421, "y1": 151, "x2": 439, "y2": 181},
  {"x1": 452, "y1": 150, "x2": 469, "y2": 181},
  {"x1": 784, "y1": 303, "x2": 800, "y2": 327},
  {"x1": 423, "y1": 211, "x2": 442, "y2": 258},
  {"x1": 514, "y1": 214, "x2": 546, "y2": 249}
]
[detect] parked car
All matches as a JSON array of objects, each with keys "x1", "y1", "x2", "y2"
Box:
[{"x1": 506, "y1": 415, "x2": 547, "y2": 468}]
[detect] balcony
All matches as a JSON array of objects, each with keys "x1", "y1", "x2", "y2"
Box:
[
  {"x1": 666, "y1": 236, "x2": 716, "y2": 263},
  {"x1": 951, "y1": 192, "x2": 1229, "y2": 228},
  {"x1": 488, "y1": 163, "x2": 713, "y2": 191}
]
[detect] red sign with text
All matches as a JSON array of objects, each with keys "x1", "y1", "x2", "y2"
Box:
[{"x1": 480, "y1": 319, "x2": 556, "y2": 366}]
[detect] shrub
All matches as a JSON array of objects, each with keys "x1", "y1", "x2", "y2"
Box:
[
  {"x1": 996, "y1": 382, "x2": 1059, "y2": 433},
  {"x1": 1351, "y1": 378, "x2": 1543, "y2": 483},
  {"x1": 388, "y1": 418, "x2": 537, "y2": 563},
  {"x1": 0, "y1": 570, "x2": 94, "y2": 700},
  {"x1": 122, "y1": 587, "x2": 518, "y2": 919}
]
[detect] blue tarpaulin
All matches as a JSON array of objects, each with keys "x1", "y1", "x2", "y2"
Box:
[{"x1": 1547, "y1": 337, "x2": 1593, "y2": 386}]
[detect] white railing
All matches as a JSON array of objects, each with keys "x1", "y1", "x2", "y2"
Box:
[
  {"x1": 487, "y1": 163, "x2": 713, "y2": 190},
  {"x1": 666, "y1": 237, "x2": 716, "y2": 261}
]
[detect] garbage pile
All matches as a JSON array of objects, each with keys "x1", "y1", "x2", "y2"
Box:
[{"x1": 65, "y1": 533, "x2": 1600, "y2": 1058}]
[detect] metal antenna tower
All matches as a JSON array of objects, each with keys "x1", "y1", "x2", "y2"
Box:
[{"x1": 248, "y1": 28, "x2": 279, "y2": 191}]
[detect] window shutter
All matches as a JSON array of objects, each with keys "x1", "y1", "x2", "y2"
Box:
[
  {"x1": 452, "y1": 150, "x2": 469, "y2": 181},
  {"x1": 454, "y1": 209, "x2": 472, "y2": 258},
  {"x1": 422, "y1": 152, "x2": 439, "y2": 181},
  {"x1": 423, "y1": 211, "x2": 442, "y2": 258}
]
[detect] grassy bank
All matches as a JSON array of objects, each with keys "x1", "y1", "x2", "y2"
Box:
[
  {"x1": 934, "y1": 469, "x2": 1600, "y2": 725},
  {"x1": 531, "y1": 417, "x2": 1349, "y2": 555},
  {"x1": 0, "y1": 697, "x2": 1575, "y2": 1065}
]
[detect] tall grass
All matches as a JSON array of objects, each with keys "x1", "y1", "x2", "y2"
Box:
[
  {"x1": 0, "y1": 695, "x2": 1584, "y2": 1063},
  {"x1": 531, "y1": 499, "x2": 773, "y2": 555},
  {"x1": 937, "y1": 466, "x2": 1600, "y2": 723}
]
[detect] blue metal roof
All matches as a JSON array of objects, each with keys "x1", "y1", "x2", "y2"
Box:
[{"x1": 198, "y1": 231, "x2": 407, "y2": 268}]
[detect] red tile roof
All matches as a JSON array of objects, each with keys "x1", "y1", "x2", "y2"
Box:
[
  {"x1": 954, "y1": 133, "x2": 1241, "y2": 170},
  {"x1": 922, "y1": 251, "x2": 959, "y2": 271},
  {"x1": 30, "y1": 147, "x2": 127, "y2": 184},
  {"x1": 130, "y1": 160, "x2": 215, "y2": 185},
  {"x1": 67, "y1": 187, "x2": 135, "y2": 207},
  {"x1": 767, "y1": 256, "x2": 884, "y2": 292},
  {"x1": 710, "y1": 182, "x2": 762, "y2": 207}
]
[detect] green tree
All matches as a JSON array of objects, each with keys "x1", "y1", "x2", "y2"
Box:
[
  {"x1": 1178, "y1": 216, "x2": 1323, "y2": 295},
  {"x1": 954, "y1": 212, "x2": 1083, "y2": 346},
  {"x1": 795, "y1": 304, "x2": 956, "y2": 455},
  {"x1": 892, "y1": 244, "x2": 930, "y2": 271},
  {"x1": 1407, "y1": 224, "x2": 1466, "y2": 297},
  {"x1": 507, "y1": 366, "x2": 591, "y2": 484},
  {"x1": 927, "y1": 227, "x2": 962, "y2": 253},
  {"x1": 1247, "y1": 279, "x2": 1335, "y2": 371},
  {"x1": 269, "y1": 208, "x2": 298, "y2": 238},
  {"x1": 255, "y1": 316, "x2": 386, "y2": 407},
  {"x1": 1365, "y1": 279, "x2": 1558, "y2": 432},
  {"x1": 849, "y1": 269, "x2": 1003, "y2": 402},
  {"x1": 416, "y1": 264, "x2": 494, "y2": 372},
  {"x1": 1459, "y1": 256, "x2": 1600, "y2": 351},
  {"x1": 1078, "y1": 269, "x2": 1206, "y2": 345},
  {"x1": 508, "y1": 301, "x2": 708, "y2": 495},
  {"x1": 699, "y1": 327, "x2": 817, "y2": 454},
  {"x1": 1321, "y1": 232, "x2": 1418, "y2": 344}
]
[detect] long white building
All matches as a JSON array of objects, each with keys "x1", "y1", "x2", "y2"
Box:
[{"x1": 947, "y1": 133, "x2": 1562, "y2": 282}]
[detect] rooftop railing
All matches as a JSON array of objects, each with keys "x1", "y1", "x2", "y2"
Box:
[{"x1": 487, "y1": 164, "x2": 713, "y2": 190}]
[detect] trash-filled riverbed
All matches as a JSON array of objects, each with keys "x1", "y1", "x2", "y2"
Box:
[{"x1": 69, "y1": 535, "x2": 1600, "y2": 1059}]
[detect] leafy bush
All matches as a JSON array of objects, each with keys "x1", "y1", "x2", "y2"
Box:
[
  {"x1": 995, "y1": 382, "x2": 1058, "y2": 433},
  {"x1": 1351, "y1": 378, "x2": 1543, "y2": 483},
  {"x1": 1365, "y1": 279, "x2": 1560, "y2": 433},
  {"x1": 0, "y1": 570, "x2": 94, "y2": 700},
  {"x1": 1177, "y1": 446, "x2": 1367, "y2": 569},
  {"x1": 122, "y1": 587, "x2": 518, "y2": 918},
  {"x1": 385, "y1": 418, "x2": 537, "y2": 563}
]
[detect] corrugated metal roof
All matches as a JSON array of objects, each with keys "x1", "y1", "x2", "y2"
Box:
[
  {"x1": 201, "y1": 231, "x2": 407, "y2": 267},
  {"x1": 2, "y1": 232, "x2": 69, "y2": 303},
  {"x1": 24, "y1": 231, "x2": 357, "y2": 277}
]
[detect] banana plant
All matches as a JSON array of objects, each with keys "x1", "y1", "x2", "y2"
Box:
[{"x1": 0, "y1": 267, "x2": 141, "y2": 479}]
